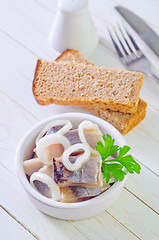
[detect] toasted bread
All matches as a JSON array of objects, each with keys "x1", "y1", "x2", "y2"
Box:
[
  {"x1": 55, "y1": 49, "x2": 147, "y2": 134},
  {"x1": 33, "y1": 58, "x2": 144, "y2": 114}
]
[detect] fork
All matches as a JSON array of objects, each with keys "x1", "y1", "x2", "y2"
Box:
[{"x1": 108, "y1": 24, "x2": 159, "y2": 86}]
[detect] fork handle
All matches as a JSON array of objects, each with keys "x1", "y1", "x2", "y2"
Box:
[{"x1": 146, "y1": 72, "x2": 159, "y2": 86}]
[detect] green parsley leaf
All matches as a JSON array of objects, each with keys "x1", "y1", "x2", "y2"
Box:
[
  {"x1": 95, "y1": 134, "x2": 141, "y2": 183},
  {"x1": 96, "y1": 134, "x2": 119, "y2": 160}
]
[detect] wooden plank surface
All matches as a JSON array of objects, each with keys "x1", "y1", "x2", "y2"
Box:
[{"x1": 0, "y1": 207, "x2": 37, "y2": 240}]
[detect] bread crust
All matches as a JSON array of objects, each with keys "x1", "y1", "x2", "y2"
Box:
[
  {"x1": 56, "y1": 49, "x2": 92, "y2": 65},
  {"x1": 32, "y1": 59, "x2": 43, "y2": 101},
  {"x1": 55, "y1": 49, "x2": 79, "y2": 62},
  {"x1": 88, "y1": 99, "x2": 147, "y2": 135}
]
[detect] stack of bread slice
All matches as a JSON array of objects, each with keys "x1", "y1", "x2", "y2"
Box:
[{"x1": 33, "y1": 49, "x2": 147, "y2": 134}]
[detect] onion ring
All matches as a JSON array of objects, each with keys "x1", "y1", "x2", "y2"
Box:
[
  {"x1": 62, "y1": 143, "x2": 90, "y2": 171},
  {"x1": 30, "y1": 172, "x2": 60, "y2": 201},
  {"x1": 35, "y1": 120, "x2": 72, "y2": 145},
  {"x1": 78, "y1": 120, "x2": 103, "y2": 154},
  {"x1": 36, "y1": 134, "x2": 71, "y2": 165}
]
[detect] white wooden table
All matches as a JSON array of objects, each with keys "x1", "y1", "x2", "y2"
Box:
[{"x1": 0, "y1": 0, "x2": 159, "y2": 239}]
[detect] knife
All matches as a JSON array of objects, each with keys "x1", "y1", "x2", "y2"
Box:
[{"x1": 115, "y1": 6, "x2": 159, "y2": 58}]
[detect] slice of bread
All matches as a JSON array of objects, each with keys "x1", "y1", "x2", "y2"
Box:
[
  {"x1": 33, "y1": 58, "x2": 144, "y2": 113},
  {"x1": 56, "y1": 49, "x2": 147, "y2": 134},
  {"x1": 56, "y1": 49, "x2": 92, "y2": 65},
  {"x1": 88, "y1": 99, "x2": 147, "y2": 135}
]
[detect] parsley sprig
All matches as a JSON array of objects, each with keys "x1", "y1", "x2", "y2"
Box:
[{"x1": 95, "y1": 134, "x2": 141, "y2": 183}]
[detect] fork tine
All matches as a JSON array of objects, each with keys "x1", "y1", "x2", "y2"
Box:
[
  {"x1": 124, "y1": 27, "x2": 140, "y2": 51},
  {"x1": 122, "y1": 25, "x2": 143, "y2": 58},
  {"x1": 112, "y1": 25, "x2": 129, "y2": 57},
  {"x1": 117, "y1": 23, "x2": 134, "y2": 54},
  {"x1": 107, "y1": 27, "x2": 124, "y2": 58}
]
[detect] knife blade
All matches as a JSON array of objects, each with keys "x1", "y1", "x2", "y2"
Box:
[{"x1": 115, "y1": 6, "x2": 159, "y2": 58}]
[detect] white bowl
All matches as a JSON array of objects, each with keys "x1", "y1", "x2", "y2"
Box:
[{"x1": 15, "y1": 113, "x2": 127, "y2": 220}]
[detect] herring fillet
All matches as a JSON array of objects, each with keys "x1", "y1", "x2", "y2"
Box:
[
  {"x1": 53, "y1": 157, "x2": 103, "y2": 188},
  {"x1": 60, "y1": 186, "x2": 109, "y2": 203}
]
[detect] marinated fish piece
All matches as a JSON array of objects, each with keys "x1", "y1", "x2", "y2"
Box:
[
  {"x1": 62, "y1": 143, "x2": 90, "y2": 171},
  {"x1": 53, "y1": 156, "x2": 103, "y2": 188},
  {"x1": 30, "y1": 172, "x2": 60, "y2": 200},
  {"x1": 46, "y1": 126, "x2": 62, "y2": 135},
  {"x1": 48, "y1": 127, "x2": 81, "y2": 145},
  {"x1": 65, "y1": 129, "x2": 86, "y2": 156},
  {"x1": 32, "y1": 152, "x2": 38, "y2": 158},
  {"x1": 23, "y1": 158, "x2": 44, "y2": 176},
  {"x1": 60, "y1": 186, "x2": 110, "y2": 203},
  {"x1": 64, "y1": 127, "x2": 103, "y2": 151},
  {"x1": 84, "y1": 128, "x2": 103, "y2": 149},
  {"x1": 39, "y1": 165, "x2": 54, "y2": 178},
  {"x1": 48, "y1": 126, "x2": 102, "y2": 151},
  {"x1": 36, "y1": 134, "x2": 71, "y2": 165},
  {"x1": 36, "y1": 120, "x2": 72, "y2": 144},
  {"x1": 78, "y1": 120, "x2": 104, "y2": 154},
  {"x1": 33, "y1": 180, "x2": 52, "y2": 198},
  {"x1": 44, "y1": 143, "x2": 64, "y2": 159},
  {"x1": 64, "y1": 129, "x2": 81, "y2": 145}
]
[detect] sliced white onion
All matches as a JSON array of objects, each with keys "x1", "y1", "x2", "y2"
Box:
[
  {"x1": 38, "y1": 165, "x2": 53, "y2": 178},
  {"x1": 36, "y1": 134, "x2": 71, "y2": 165},
  {"x1": 78, "y1": 120, "x2": 103, "y2": 154},
  {"x1": 35, "y1": 120, "x2": 72, "y2": 145},
  {"x1": 30, "y1": 172, "x2": 60, "y2": 201},
  {"x1": 62, "y1": 143, "x2": 90, "y2": 171}
]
